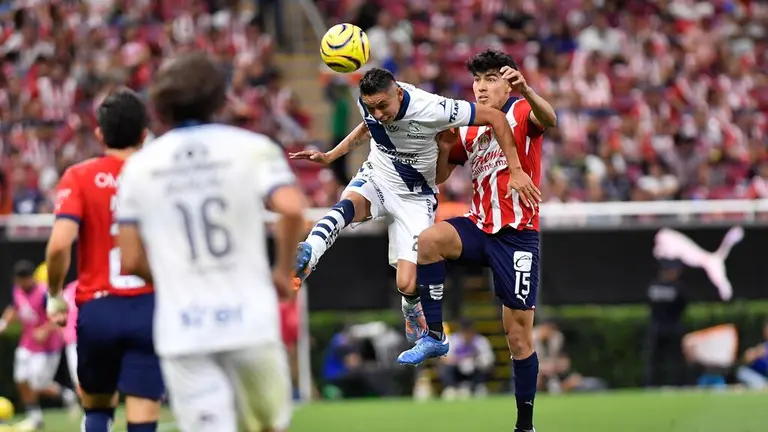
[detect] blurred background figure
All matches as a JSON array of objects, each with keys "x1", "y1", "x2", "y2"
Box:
[
  {"x1": 644, "y1": 258, "x2": 687, "y2": 387},
  {"x1": 736, "y1": 319, "x2": 768, "y2": 389},
  {"x1": 439, "y1": 319, "x2": 494, "y2": 400},
  {"x1": 534, "y1": 320, "x2": 606, "y2": 394}
]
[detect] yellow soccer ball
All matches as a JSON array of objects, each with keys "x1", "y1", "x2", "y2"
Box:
[
  {"x1": 0, "y1": 397, "x2": 14, "y2": 423},
  {"x1": 320, "y1": 23, "x2": 370, "y2": 73}
]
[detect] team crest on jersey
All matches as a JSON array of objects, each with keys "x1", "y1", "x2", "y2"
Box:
[
  {"x1": 385, "y1": 124, "x2": 400, "y2": 132},
  {"x1": 478, "y1": 131, "x2": 492, "y2": 150},
  {"x1": 407, "y1": 121, "x2": 421, "y2": 133}
]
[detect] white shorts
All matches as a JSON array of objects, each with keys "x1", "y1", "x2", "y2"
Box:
[
  {"x1": 161, "y1": 343, "x2": 292, "y2": 432},
  {"x1": 14, "y1": 347, "x2": 61, "y2": 390},
  {"x1": 65, "y1": 343, "x2": 78, "y2": 385},
  {"x1": 345, "y1": 162, "x2": 437, "y2": 266}
]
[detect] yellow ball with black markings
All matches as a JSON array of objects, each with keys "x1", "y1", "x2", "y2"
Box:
[{"x1": 320, "y1": 23, "x2": 370, "y2": 73}]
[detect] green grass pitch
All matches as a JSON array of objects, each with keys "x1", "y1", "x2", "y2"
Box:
[{"x1": 18, "y1": 390, "x2": 768, "y2": 431}]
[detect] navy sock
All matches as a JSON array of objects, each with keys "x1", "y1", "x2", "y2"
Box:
[
  {"x1": 513, "y1": 352, "x2": 539, "y2": 430},
  {"x1": 416, "y1": 261, "x2": 446, "y2": 340},
  {"x1": 127, "y1": 421, "x2": 158, "y2": 432},
  {"x1": 83, "y1": 408, "x2": 115, "y2": 432}
]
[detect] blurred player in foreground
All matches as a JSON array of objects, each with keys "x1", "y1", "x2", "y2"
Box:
[
  {"x1": 46, "y1": 89, "x2": 164, "y2": 432},
  {"x1": 290, "y1": 67, "x2": 539, "y2": 353},
  {"x1": 117, "y1": 52, "x2": 306, "y2": 432},
  {"x1": 0, "y1": 261, "x2": 78, "y2": 430},
  {"x1": 399, "y1": 50, "x2": 556, "y2": 432}
]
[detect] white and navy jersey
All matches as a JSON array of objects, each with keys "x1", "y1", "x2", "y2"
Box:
[
  {"x1": 116, "y1": 124, "x2": 296, "y2": 357},
  {"x1": 358, "y1": 81, "x2": 476, "y2": 195}
]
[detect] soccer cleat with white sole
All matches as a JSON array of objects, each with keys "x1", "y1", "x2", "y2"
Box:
[{"x1": 397, "y1": 333, "x2": 449, "y2": 365}]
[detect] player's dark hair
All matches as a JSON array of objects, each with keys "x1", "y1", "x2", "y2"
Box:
[
  {"x1": 96, "y1": 88, "x2": 149, "y2": 150},
  {"x1": 13, "y1": 260, "x2": 35, "y2": 278},
  {"x1": 466, "y1": 49, "x2": 518, "y2": 75},
  {"x1": 359, "y1": 68, "x2": 396, "y2": 96},
  {"x1": 149, "y1": 51, "x2": 227, "y2": 126}
]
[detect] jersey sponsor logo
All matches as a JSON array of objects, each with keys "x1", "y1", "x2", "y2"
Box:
[
  {"x1": 449, "y1": 100, "x2": 459, "y2": 123},
  {"x1": 375, "y1": 144, "x2": 419, "y2": 165},
  {"x1": 439, "y1": 99, "x2": 447, "y2": 112},
  {"x1": 180, "y1": 304, "x2": 243, "y2": 328},
  {"x1": 94, "y1": 172, "x2": 119, "y2": 189},
  {"x1": 385, "y1": 124, "x2": 400, "y2": 132},
  {"x1": 470, "y1": 148, "x2": 506, "y2": 178},
  {"x1": 513, "y1": 251, "x2": 533, "y2": 272}
]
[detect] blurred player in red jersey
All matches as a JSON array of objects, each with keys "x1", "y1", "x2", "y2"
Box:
[
  {"x1": 45, "y1": 89, "x2": 164, "y2": 432},
  {"x1": 398, "y1": 50, "x2": 556, "y2": 432}
]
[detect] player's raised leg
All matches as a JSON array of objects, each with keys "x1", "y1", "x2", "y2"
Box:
[
  {"x1": 397, "y1": 220, "x2": 470, "y2": 365},
  {"x1": 294, "y1": 189, "x2": 371, "y2": 287}
]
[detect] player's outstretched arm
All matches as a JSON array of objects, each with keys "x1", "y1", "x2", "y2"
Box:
[
  {"x1": 46, "y1": 219, "x2": 79, "y2": 297},
  {"x1": 472, "y1": 104, "x2": 541, "y2": 207},
  {"x1": 118, "y1": 225, "x2": 153, "y2": 284},
  {"x1": 267, "y1": 185, "x2": 308, "y2": 299},
  {"x1": 289, "y1": 121, "x2": 370, "y2": 164}
]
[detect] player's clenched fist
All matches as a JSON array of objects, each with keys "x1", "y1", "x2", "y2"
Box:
[
  {"x1": 289, "y1": 149, "x2": 332, "y2": 164},
  {"x1": 506, "y1": 167, "x2": 541, "y2": 209},
  {"x1": 46, "y1": 294, "x2": 68, "y2": 326},
  {"x1": 500, "y1": 66, "x2": 530, "y2": 94}
]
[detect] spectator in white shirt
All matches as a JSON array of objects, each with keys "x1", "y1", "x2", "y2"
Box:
[{"x1": 439, "y1": 320, "x2": 494, "y2": 400}]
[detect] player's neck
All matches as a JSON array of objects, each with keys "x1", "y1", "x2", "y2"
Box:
[{"x1": 104, "y1": 148, "x2": 138, "y2": 160}]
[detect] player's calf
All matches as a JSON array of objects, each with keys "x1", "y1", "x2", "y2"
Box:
[
  {"x1": 504, "y1": 307, "x2": 537, "y2": 432},
  {"x1": 396, "y1": 260, "x2": 427, "y2": 343},
  {"x1": 294, "y1": 194, "x2": 369, "y2": 288},
  {"x1": 413, "y1": 222, "x2": 463, "y2": 342},
  {"x1": 125, "y1": 396, "x2": 162, "y2": 431}
]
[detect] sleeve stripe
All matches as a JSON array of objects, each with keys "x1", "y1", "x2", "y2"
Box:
[
  {"x1": 55, "y1": 214, "x2": 81, "y2": 224},
  {"x1": 117, "y1": 218, "x2": 139, "y2": 225},
  {"x1": 468, "y1": 102, "x2": 476, "y2": 126}
]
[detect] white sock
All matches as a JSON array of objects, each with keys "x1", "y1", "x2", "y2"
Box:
[
  {"x1": 401, "y1": 295, "x2": 421, "y2": 312},
  {"x1": 305, "y1": 202, "x2": 353, "y2": 267}
]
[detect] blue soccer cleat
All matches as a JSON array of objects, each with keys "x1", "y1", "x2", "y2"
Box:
[
  {"x1": 397, "y1": 333, "x2": 449, "y2": 366},
  {"x1": 292, "y1": 242, "x2": 314, "y2": 291}
]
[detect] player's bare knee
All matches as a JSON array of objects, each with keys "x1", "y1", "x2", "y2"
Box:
[
  {"x1": 506, "y1": 328, "x2": 533, "y2": 359},
  {"x1": 124, "y1": 396, "x2": 161, "y2": 422},
  {"x1": 416, "y1": 231, "x2": 442, "y2": 264}
]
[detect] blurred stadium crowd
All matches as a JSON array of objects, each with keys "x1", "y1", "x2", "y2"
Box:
[{"x1": 1, "y1": 0, "x2": 768, "y2": 214}]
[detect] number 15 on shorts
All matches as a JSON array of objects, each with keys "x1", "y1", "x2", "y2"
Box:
[{"x1": 513, "y1": 251, "x2": 533, "y2": 305}]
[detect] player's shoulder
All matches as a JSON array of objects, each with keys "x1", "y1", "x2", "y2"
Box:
[{"x1": 507, "y1": 97, "x2": 532, "y2": 120}]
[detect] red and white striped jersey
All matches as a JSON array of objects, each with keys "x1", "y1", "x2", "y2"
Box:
[{"x1": 448, "y1": 97, "x2": 543, "y2": 233}]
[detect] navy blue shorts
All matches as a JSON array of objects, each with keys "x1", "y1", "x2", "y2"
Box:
[
  {"x1": 76, "y1": 293, "x2": 165, "y2": 400},
  {"x1": 446, "y1": 217, "x2": 540, "y2": 310}
]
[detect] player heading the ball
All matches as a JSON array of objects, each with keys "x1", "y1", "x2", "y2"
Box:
[{"x1": 290, "y1": 67, "x2": 540, "y2": 358}]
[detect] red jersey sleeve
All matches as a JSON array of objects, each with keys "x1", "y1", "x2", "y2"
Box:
[
  {"x1": 448, "y1": 132, "x2": 468, "y2": 165},
  {"x1": 54, "y1": 168, "x2": 84, "y2": 223},
  {"x1": 513, "y1": 99, "x2": 545, "y2": 138}
]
